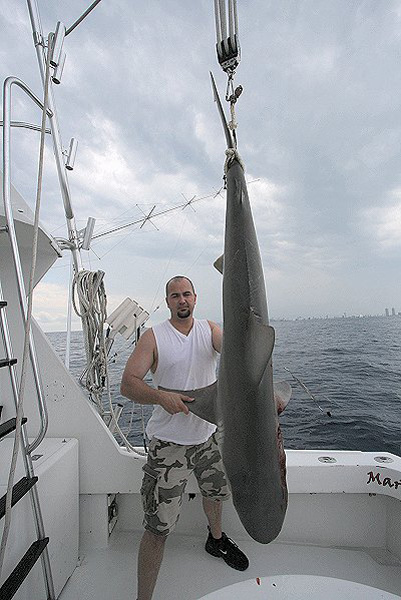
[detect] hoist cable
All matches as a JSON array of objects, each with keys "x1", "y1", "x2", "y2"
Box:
[{"x1": 214, "y1": 0, "x2": 222, "y2": 43}]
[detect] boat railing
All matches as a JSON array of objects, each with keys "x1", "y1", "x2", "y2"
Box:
[
  {"x1": 1, "y1": 73, "x2": 58, "y2": 599},
  {"x1": 2, "y1": 76, "x2": 54, "y2": 454}
]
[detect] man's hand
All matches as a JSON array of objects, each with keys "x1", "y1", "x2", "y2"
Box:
[{"x1": 158, "y1": 391, "x2": 194, "y2": 415}]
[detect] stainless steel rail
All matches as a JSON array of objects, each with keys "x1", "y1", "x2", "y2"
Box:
[
  {"x1": 2, "y1": 76, "x2": 52, "y2": 455},
  {"x1": 0, "y1": 120, "x2": 52, "y2": 133},
  {"x1": 26, "y1": 0, "x2": 83, "y2": 274}
]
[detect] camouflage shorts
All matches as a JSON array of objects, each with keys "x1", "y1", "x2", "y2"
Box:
[{"x1": 141, "y1": 433, "x2": 231, "y2": 536}]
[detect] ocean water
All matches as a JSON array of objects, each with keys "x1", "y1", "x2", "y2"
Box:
[{"x1": 46, "y1": 316, "x2": 401, "y2": 455}]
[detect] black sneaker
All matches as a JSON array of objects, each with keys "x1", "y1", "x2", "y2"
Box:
[{"x1": 205, "y1": 530, "x2": 249, "y2": 571}]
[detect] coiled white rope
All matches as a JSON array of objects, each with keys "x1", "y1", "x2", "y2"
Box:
[
  {"x1": 72, "y1": 269, "x2": 107, "y2": 410},
  {"x1": 72, "y1": 269, "x2": 146, "y2": 456},
  {"x1": 0, "y1": 34, "x2": 52, "y2": 577}
]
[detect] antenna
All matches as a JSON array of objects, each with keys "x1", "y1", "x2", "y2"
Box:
[
  {"x1": 65, "y1": 138, "x2": 78, "y2": 170},
  {"x1": 181, "y1": 194, "x2": 197, "y2": 212},
  {"x1": 91, "y1": 180, "x2": 260, "y2": 241},
  {"x1": 137, "y1": 205, "x2": 159, "y2": 230},
  {"x1": 50, "y1": 21, "x2": 66, "y2": 68}
]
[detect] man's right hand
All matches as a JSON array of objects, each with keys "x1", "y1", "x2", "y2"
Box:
[{"x1": 158, "y1": 391, "x2": 194, "y2": 415}]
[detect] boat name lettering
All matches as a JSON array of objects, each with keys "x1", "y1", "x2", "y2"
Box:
[{"x1": 367, "y1": 471, "x2": 401, "y2": 489}]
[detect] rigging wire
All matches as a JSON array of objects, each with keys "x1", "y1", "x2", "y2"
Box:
[
  {"x1": 183, "y1": 244, "x2": 213, "y2": 274},
  {"x1": 150, "y1": 210, "x2": 189, "y2": 313},
  {"x1": 91, "y1": 203, "x2": 151, "y2": 238},
  {"x1": 90, "y1": 226, "x2": 141, "y2": 261},
  {"x1": 65, "y1": 0, "x2": 102, "y2": 36}
]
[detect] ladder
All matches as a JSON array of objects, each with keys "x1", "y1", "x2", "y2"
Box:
[
  {"x1": 0, "y1": 298, "x2": 55, "y2": 599},
  {"x1": 1, "y1": 73, "x2": 56, "y2": 600}
]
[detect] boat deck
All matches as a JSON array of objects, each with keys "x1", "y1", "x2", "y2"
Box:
[{"x1": 59, "y1": 529, "x2": 401, "y2": 600}]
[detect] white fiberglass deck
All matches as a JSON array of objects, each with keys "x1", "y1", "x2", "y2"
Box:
[
  {"x1": 199, "y1": 575, "x2": 400, "y2": 599},
  {"x1": 59, "y1": 530, "x2": 401, "y2": 600}
]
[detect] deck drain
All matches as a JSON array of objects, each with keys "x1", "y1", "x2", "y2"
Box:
[
  {"x1": 374, "y1": 456, "x2": 394, "y2": 463},
  {"x1": 318, "y1": 456, "x2": 337, "y2": 463}
]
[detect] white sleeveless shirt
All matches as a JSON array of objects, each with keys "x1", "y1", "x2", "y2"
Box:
[{"x1": 146, "y1": 319, "x2": 218, "y2": 444}]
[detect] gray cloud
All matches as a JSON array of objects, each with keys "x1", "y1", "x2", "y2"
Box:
[{"x1": 1, "y1": 0, "x2": 401, "y2": 329}]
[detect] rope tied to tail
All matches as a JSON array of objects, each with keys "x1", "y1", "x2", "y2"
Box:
[
  {"x1": 224, "y1": 147, "x2": 245, "y2": 180},
  {"x1": 225, "y1": 75, "x2": 243, "y2": 134}
]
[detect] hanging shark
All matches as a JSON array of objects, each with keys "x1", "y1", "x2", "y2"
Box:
[
  {"x1": 160, "y1": 73, "x2": 289, "y2": 543},
  {"x1": 213, "y1": 153, "x2": 288, "y2": 543}
]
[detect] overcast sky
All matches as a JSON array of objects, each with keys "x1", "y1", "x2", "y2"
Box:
[{"x1": 1, "y1": 0, "x2": 401, "y2": 331}]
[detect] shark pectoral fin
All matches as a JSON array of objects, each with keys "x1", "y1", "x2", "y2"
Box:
[
  {"x1": 158, "y1": 381, "x2": 218, "y2": 425},
  {"x1": 185, "y1": 382, "x2": 218, "y2": 424},
  {"x1": 274, "y1": 380, "x2": 292, "y2": 415},
  {"x1": 213, "y1": 254, "x2": 224, "y2": 274},
  {"x1": 246, "y1": 311, "x2": 275, "y2": 385}
]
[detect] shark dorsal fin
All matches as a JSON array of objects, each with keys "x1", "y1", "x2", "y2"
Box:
[{"x1": 213, "y1": 254, "x2": 224, "y2": 274}]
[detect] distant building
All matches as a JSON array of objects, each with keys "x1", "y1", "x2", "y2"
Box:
[
  {"x1": 385, "y1": 308, "x2": 389, "y2": 317},
  {"x1": 392, "y1": 308, "x2": 396, "y2": 316}
]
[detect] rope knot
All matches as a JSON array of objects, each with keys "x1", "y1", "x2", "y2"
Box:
[{"x1": 224, "y1": 148, "x2": 245, "y2": 175}]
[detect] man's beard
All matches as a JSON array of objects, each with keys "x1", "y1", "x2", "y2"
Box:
[{"x1": 177, "y1": 308, "x2": 191, "y2": 319}]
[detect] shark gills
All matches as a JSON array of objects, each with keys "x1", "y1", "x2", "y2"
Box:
[{"x1": 161, "y1": 154, "x2": 289, "y2": 543}]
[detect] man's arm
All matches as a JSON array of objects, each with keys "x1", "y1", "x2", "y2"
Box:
[
  {"x1": 208, "y1": 320, "x2": 222, "y2": 353},
  {"x1": 120, "y1": 329, "x2": 193, "y2": 415}
]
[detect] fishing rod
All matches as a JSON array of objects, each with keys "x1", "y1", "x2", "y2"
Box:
[{"x1": 284, "y1": 367, "x2": 333, "y2": 417}]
